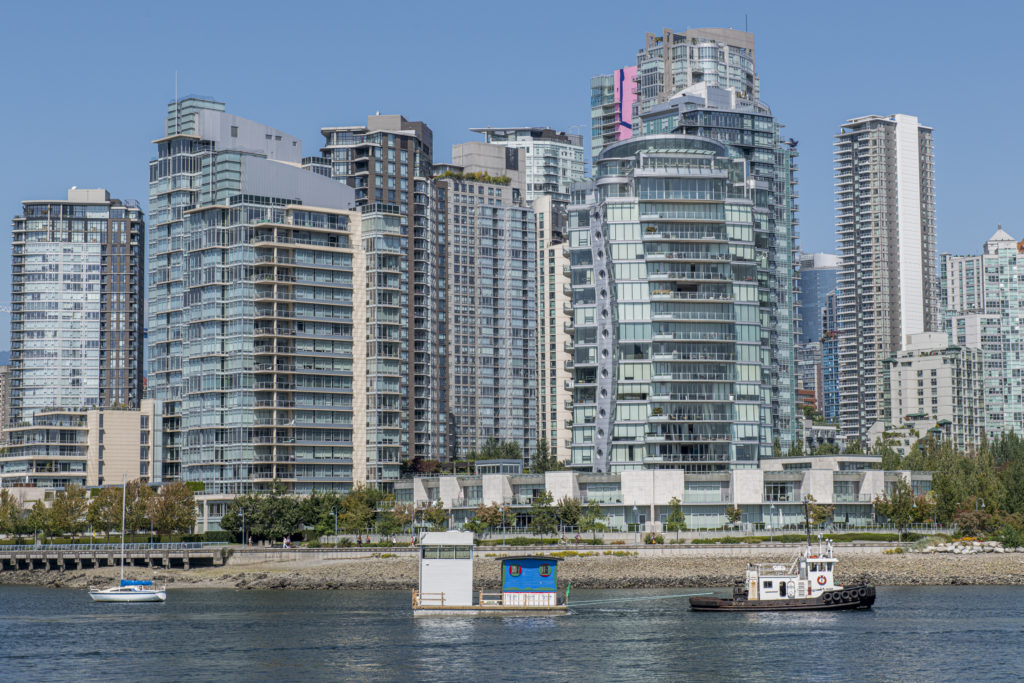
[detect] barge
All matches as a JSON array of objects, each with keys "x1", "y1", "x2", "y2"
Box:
[{"x1": 411, "y1": 531, "x2": 568, "y2": 615}]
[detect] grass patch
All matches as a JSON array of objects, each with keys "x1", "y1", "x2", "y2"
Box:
[{"x1": 603, "y1": 550, "x2": 637, "y2": 557}]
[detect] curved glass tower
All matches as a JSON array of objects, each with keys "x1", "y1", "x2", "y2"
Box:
[{"x1": 568, "y1": 135, "x2": 765, "y2": 472}]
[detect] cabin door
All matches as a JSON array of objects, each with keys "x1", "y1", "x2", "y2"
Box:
[{"x1": 779, "y1": 581, "x2": 787, "y2": 598}]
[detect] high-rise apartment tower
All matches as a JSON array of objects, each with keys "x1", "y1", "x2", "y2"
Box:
[
  {"x1": 834, "y1": 114, "x2": 937, "y2": 442},
  {"x1": 11, "y1": 188, "x2": 144, "y2": 425}
]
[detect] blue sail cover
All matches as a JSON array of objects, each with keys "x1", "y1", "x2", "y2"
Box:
[{"x1": 121, "y1": 580, "x2": 154, "y2": 586}]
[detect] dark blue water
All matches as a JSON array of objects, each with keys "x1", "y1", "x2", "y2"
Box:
[{"x1": 1, "y1": 586, "x2": 1022, "y2": 681}]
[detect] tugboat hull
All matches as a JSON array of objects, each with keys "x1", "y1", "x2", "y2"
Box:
[{"x1": 690, "y1": 585, "x2": 875, "y2": 612}]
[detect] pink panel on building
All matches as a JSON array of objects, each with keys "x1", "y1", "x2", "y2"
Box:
[{"x1": 614, "y1": 66, "x2": 637, "y2": 141}]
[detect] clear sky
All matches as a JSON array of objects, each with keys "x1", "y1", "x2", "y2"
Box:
[{"x1": 2, "y1": 0, "x2": 1023, "y2": 348}]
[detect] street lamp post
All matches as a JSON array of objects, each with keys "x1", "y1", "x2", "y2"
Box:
[
  {"x1": 330, "y1": 506, "x2": 338, "y2": 539},
  {"x1": 769, "y1": 504, "x2": 776, "y2": 543},
  {"x1": 633, "y1": 505, "x2": 639, "y2": 545}
]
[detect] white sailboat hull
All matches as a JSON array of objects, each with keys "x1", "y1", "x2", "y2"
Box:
[{"x1": 89, "y1": 586, "x2": 167, "y2": 603}]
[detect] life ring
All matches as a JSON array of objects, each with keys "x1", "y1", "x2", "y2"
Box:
[{"x1": 817, "y1": 575, "x2": 827, "y2": 585}]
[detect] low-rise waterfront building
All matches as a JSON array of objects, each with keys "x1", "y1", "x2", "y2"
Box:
[
  {"x1": 0, "y1": 399, "x2": 162, "y2": 488},
  {"x1": 390, "y1": 456, "x2": 929, "y2": 532}
]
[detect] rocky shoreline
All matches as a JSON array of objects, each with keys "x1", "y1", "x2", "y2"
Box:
[{"x1": 3, "y1": 552, "x2": 1024, "y2": 591}]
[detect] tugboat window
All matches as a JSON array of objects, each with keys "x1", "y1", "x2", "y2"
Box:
[
  {"x1": 455, "y1": 546, "x2": 472, "y2": 559},
  {"x1": 439, "y1": 546, "x2": 456, "y2": 559},
  {"x1": 423, "y1": 547, "x2": 440, "y2": 559},
  {"x1": 539, "y1": 564, "x2": 551, "y2": 577},
  {"x1": 763, "y1": 581, "x2": 772, "y2": 589},
  {"x1": 509, "y1": 564, "x2": 522, "y2": 577}
]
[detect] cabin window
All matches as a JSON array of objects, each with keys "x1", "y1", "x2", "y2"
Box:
[
  {"x1": 439, "y1": 546, "x2": 456, "y2": 559},
  {"x1": 508, "y1": 564, "x2": 522, "y2": 577},
  {"x1": 539, "y1": 564, "x2": 551, "y2": 577},
  {"x1": 423, "y1": 547, "x2": 439, "y2": 559},
  {"x1": 455, "y1": 546, "x2": 472, "y2": 559},
  {"x1": 763, "y1": 581, "x2": 772, "y2": 589}
]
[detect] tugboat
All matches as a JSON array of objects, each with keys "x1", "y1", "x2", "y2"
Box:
[{"x1": 689, "y1": 535, "x2": 875, "y2": 612}]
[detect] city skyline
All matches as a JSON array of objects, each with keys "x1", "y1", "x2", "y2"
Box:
[{"x1": 3, "y1": 1, "x2": 1023, "y2": 352}]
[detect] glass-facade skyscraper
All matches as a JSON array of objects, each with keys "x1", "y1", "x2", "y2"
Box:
[
  {"x1": 436, "y1": 143, "x2": 538, "y2": 460},
  {"x1": 634, "y1": 27, "x2": 757, "y2": 118},
  {"x1": 319, "y1": 115, "x2": 446, "y2": 487},
  {"x1": 568, "y1": 134, "x2": 769, "y2": 472},
  {"x1": 639, "y1": 83, "x2": 800, "y2": 452},
  {"x1": 10, "y1": 188, "x2": 144, "y2": 425},
  {"x1": 147, "y1": 98, "x2": 358, "y2": 509}
]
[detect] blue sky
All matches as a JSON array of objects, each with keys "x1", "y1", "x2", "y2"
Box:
[{"x1": 2, "y1": 0, "x2": 1023, "y2": 347}]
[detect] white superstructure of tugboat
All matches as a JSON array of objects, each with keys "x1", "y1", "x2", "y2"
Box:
[{"x1": 690, "y1": 536, "x2": 875, "y2": 612}]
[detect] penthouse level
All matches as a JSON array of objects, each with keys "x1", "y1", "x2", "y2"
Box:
[{"x1": 392, "y1": 455, "x2": 932, "y2": 532}]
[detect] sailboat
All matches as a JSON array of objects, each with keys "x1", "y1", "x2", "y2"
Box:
[{"x1": 89, "y1": 475, "x2": 167, "y2": 603}]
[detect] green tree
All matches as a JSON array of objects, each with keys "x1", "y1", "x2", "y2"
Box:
[
  {"x1": 51, "y1": 484, "x2": 89, "y2": 539},
  {"x1": 579, "y1": 499, "x2": 607, "y2": 541},
  {"x1": 147, "y1": 482, "x2": 198, "y2": 537},
  {"x1": 555, "y1": 496, "x2": 582, "y2": 531},
  {"x1": 421, "y1": 501, "x2": 448, "y2": 531},
  {"x1": 0, "y1": 489, "x2": 23, "y2": 539},
  {"x1": 529, "y1": 490, "x2": 557, "y2": 535},
  {"x1": 530, "y1": 438, "x2": 565, "y2": 473},
  {"x1": 664, "y1": 496, "x2": 686, "y2": 540},
  {"x1": 874, "y1": 478, "x2": 916, "y2": 542},
  {"x1": 725, "y1": 505, "x2": 743, "y2": 528},
  {"x1": 124, "y1": 479, "x2": 155, "y2": 537},
  {"x1": 772, "y1": 437, "x2": 782, "y2": 457},
  {"x1": 812, "y1": 442, "x2": 841, "y2": 455},
  {"x1": 464, "y1": 503, "x2": 502, "y2": 536},
  {"x1": 785, "y1": 441, "x2": 805, "y2": 458},
  {"x1": 805, "y1": 494, "x2": 834, "y2": 528},
  {"x1": 26, "y1": 500, "x2": 53, "y2": 541},
  {"x1": 843, "y1": 438, "x2": 864, "y2": 454},
  {"x1": 86, "y1": 487, "x2": 122, "y2": 540},
  {"x1": 338, "y1": 486, "x2": 385, "y2": 535}
]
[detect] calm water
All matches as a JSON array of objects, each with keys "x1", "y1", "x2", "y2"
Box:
[{"x1": 1, "y1": 585, "x2": 1022, "y2": 681}]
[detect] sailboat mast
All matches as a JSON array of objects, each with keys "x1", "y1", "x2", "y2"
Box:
[{"x1": 120, "y1": 474, "x2": 127, "y2": 581}]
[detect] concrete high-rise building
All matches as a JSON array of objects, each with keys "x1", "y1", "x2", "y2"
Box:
[
  {"x1": 640, "y1": 82, "x2": 801, "y2": 451},
  {"x1": 435, "y1": 142, "x2": 538, "y2": 462},
  {"x1": 534, "y1": 192, "x2": 575, "y2": 463},
  {"x1": 634, "y1": 27, "x2": 757, "y2": 118},
  {"x1": 590, "y1": 66, "x2": 638, "y2": 161},
  {"x1": 469, "y1": 127, "x2": 585, "y2": 204},
  {"x1": 834, "y1": 114, "x2": 937, "y2": 442},
  {"x1": 320, "y1": 115, "x2": 446, "y2": 485},
  {"x1": 147, "y1": 98, "x2": 360, "y2": 517},
  {"x1": 10, "y1": 188, "x2": 144, "y2": 426},
  {"x1": 880, "y1": 332, "x2": 984, "y2": 453},
  {"x1": 797, "y1": 253, "x2": 839, "y2": 344},
  {"x1": 0, "y1": 365, "x2": 10, "y2": 439},
  {"x1": 942, "y1": 227, "x2": 1024, "y2": 439}
]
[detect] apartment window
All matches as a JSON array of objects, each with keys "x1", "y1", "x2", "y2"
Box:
[{"x1": 231, "y1": 126, "x2": 238, "y2": 138}]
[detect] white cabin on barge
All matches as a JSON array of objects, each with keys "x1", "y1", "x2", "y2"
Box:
[{"x1": 416, "y1": 531, "x2": 475, "y2": 607}]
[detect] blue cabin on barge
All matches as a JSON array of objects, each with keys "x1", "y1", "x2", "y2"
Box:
[{"x1": 501, "y1": 556, "x2": 562, "y2": 607}]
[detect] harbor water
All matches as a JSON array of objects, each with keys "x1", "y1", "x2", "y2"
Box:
[{"x1": 1, "y1": 585, "x2": 1021, "y2": 681}]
